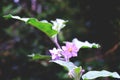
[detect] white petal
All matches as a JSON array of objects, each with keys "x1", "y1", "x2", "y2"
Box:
[{"x1": 51, "y1": 19, "x2": 67, "y2": 32}]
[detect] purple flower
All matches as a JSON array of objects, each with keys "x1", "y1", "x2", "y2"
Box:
[
  {"x1": 62, "y1": 42, "x2": 79, "y2": 61},
  {"x1": 49, "y1": 48, "x2": 62, "y2": 60}
]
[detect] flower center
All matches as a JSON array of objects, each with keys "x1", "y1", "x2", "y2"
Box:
[{"x1": 68, "y1": 47, "x2": 72, "y2": 52}]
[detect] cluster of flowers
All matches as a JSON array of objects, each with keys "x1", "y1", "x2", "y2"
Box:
[
  {"x1": 49, "y1": 40, "x2": 79, "y2": 61},
  {"x1": 49, "y1": 38, "x2": 99, "y2": 61},
  {"x1": 48, "y1": 19, "x2": 99, "y2": 62}
]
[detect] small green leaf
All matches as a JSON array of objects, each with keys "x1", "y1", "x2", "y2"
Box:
[
  {"x1": 73, "y1": 67, "x2": 82, "y2": 80},
  {"x1": 28, "y1": 54, "x2": 51, "y2": 60},
  {"x1": 74, "y1": 66, "x2": 82, "y2": 75},
  {"x1": 4, "y1": 14, "x2": 58, "y2": 37},
  {"x1": 82, "y1": 70, "x2": 120, "y2": 80}
]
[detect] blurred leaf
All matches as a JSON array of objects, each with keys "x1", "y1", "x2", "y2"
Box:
[
  {"x1": 28, "y1": 54, "x2": 51, "y2": 60},
  {"x1": 3, "y1": 4, "x2": 22, "y2": 15},
  {"x1": 3, "y1": 4, "x2": 13, "y2": 14},
  {"x1": 4, "y1": 27, "x2": 14, "y2": 36},
  {"x1": 10, "y1": 6, "x2": 22, "y2": 14},
  {"x1": 82, "y1": 70, "x2": 120, "y2": 80},
  {"x1": 4, "y1": 14, "x2": 58, "y2": 37}
]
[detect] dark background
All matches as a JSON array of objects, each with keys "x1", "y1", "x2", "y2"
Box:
[{"x1": 0, "y1": 0, "x2": 120, "y2": 80}]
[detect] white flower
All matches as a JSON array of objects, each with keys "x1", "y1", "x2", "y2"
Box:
[{"x1": 51, "y1": 19, "x2": 67, "y2": 32}]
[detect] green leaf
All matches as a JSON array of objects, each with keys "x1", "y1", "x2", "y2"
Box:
[
  {"x1": 82, "y1": 70, "x2": 120, "y2": 80},
  {"x1": 27, "y1": 18, "x2": 57, "y2": 37},
  {"x1": 81, "y1": 45, "x2": 99, "y2": 48},
  {"x1": 73, "y1": 67, "x2": 82, "y2": 80},
  {"x1": 4, "y1": 14, "x2": 58, "y2": 37},
  {"x1": 74, "y1": 66, "x2": 82, "y2": 75},
  {"x1": 51, "y1": 60, "x2": 77, "y2": 71},
  {"x1": 51, "y1": 60, "x2": 82, "y2": 80},
  {"x1": 81, "y1": 46, "x2": 91, "y2": 48},
  {"x1": 4, "y1": 14, "x2": 29, "y2": 22},
  {"x1": 28, "y1": 54, "x2": 51, "y2": 60},
  {"x1": 3, "y1": 4, "x2": 22, "y2": 15},
  {"x1": 72, "y1": 38, "x2": 100, "y2": 49}
]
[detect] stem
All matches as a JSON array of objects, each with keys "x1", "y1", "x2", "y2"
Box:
[{"x1": 51, "y1": 35, "x2": 61, "y2": 49}]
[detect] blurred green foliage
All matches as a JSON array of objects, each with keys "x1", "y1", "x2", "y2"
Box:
[{"x1": 1, "y1": 0, "x2": 120, "y2": 80}]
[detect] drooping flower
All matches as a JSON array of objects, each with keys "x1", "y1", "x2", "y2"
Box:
[
  {"x1": 62, "y1": 42, "x2": 79, "y2": 61},
  {"x1": 50, "y1": 19, "x2": 67, "y2": 48},
  {"x1": 51, "y1": 19, "x2": 67, "y2": 32},
  {"x1": 49, "y1": 48, "x2": 62, "y2": 60}
]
